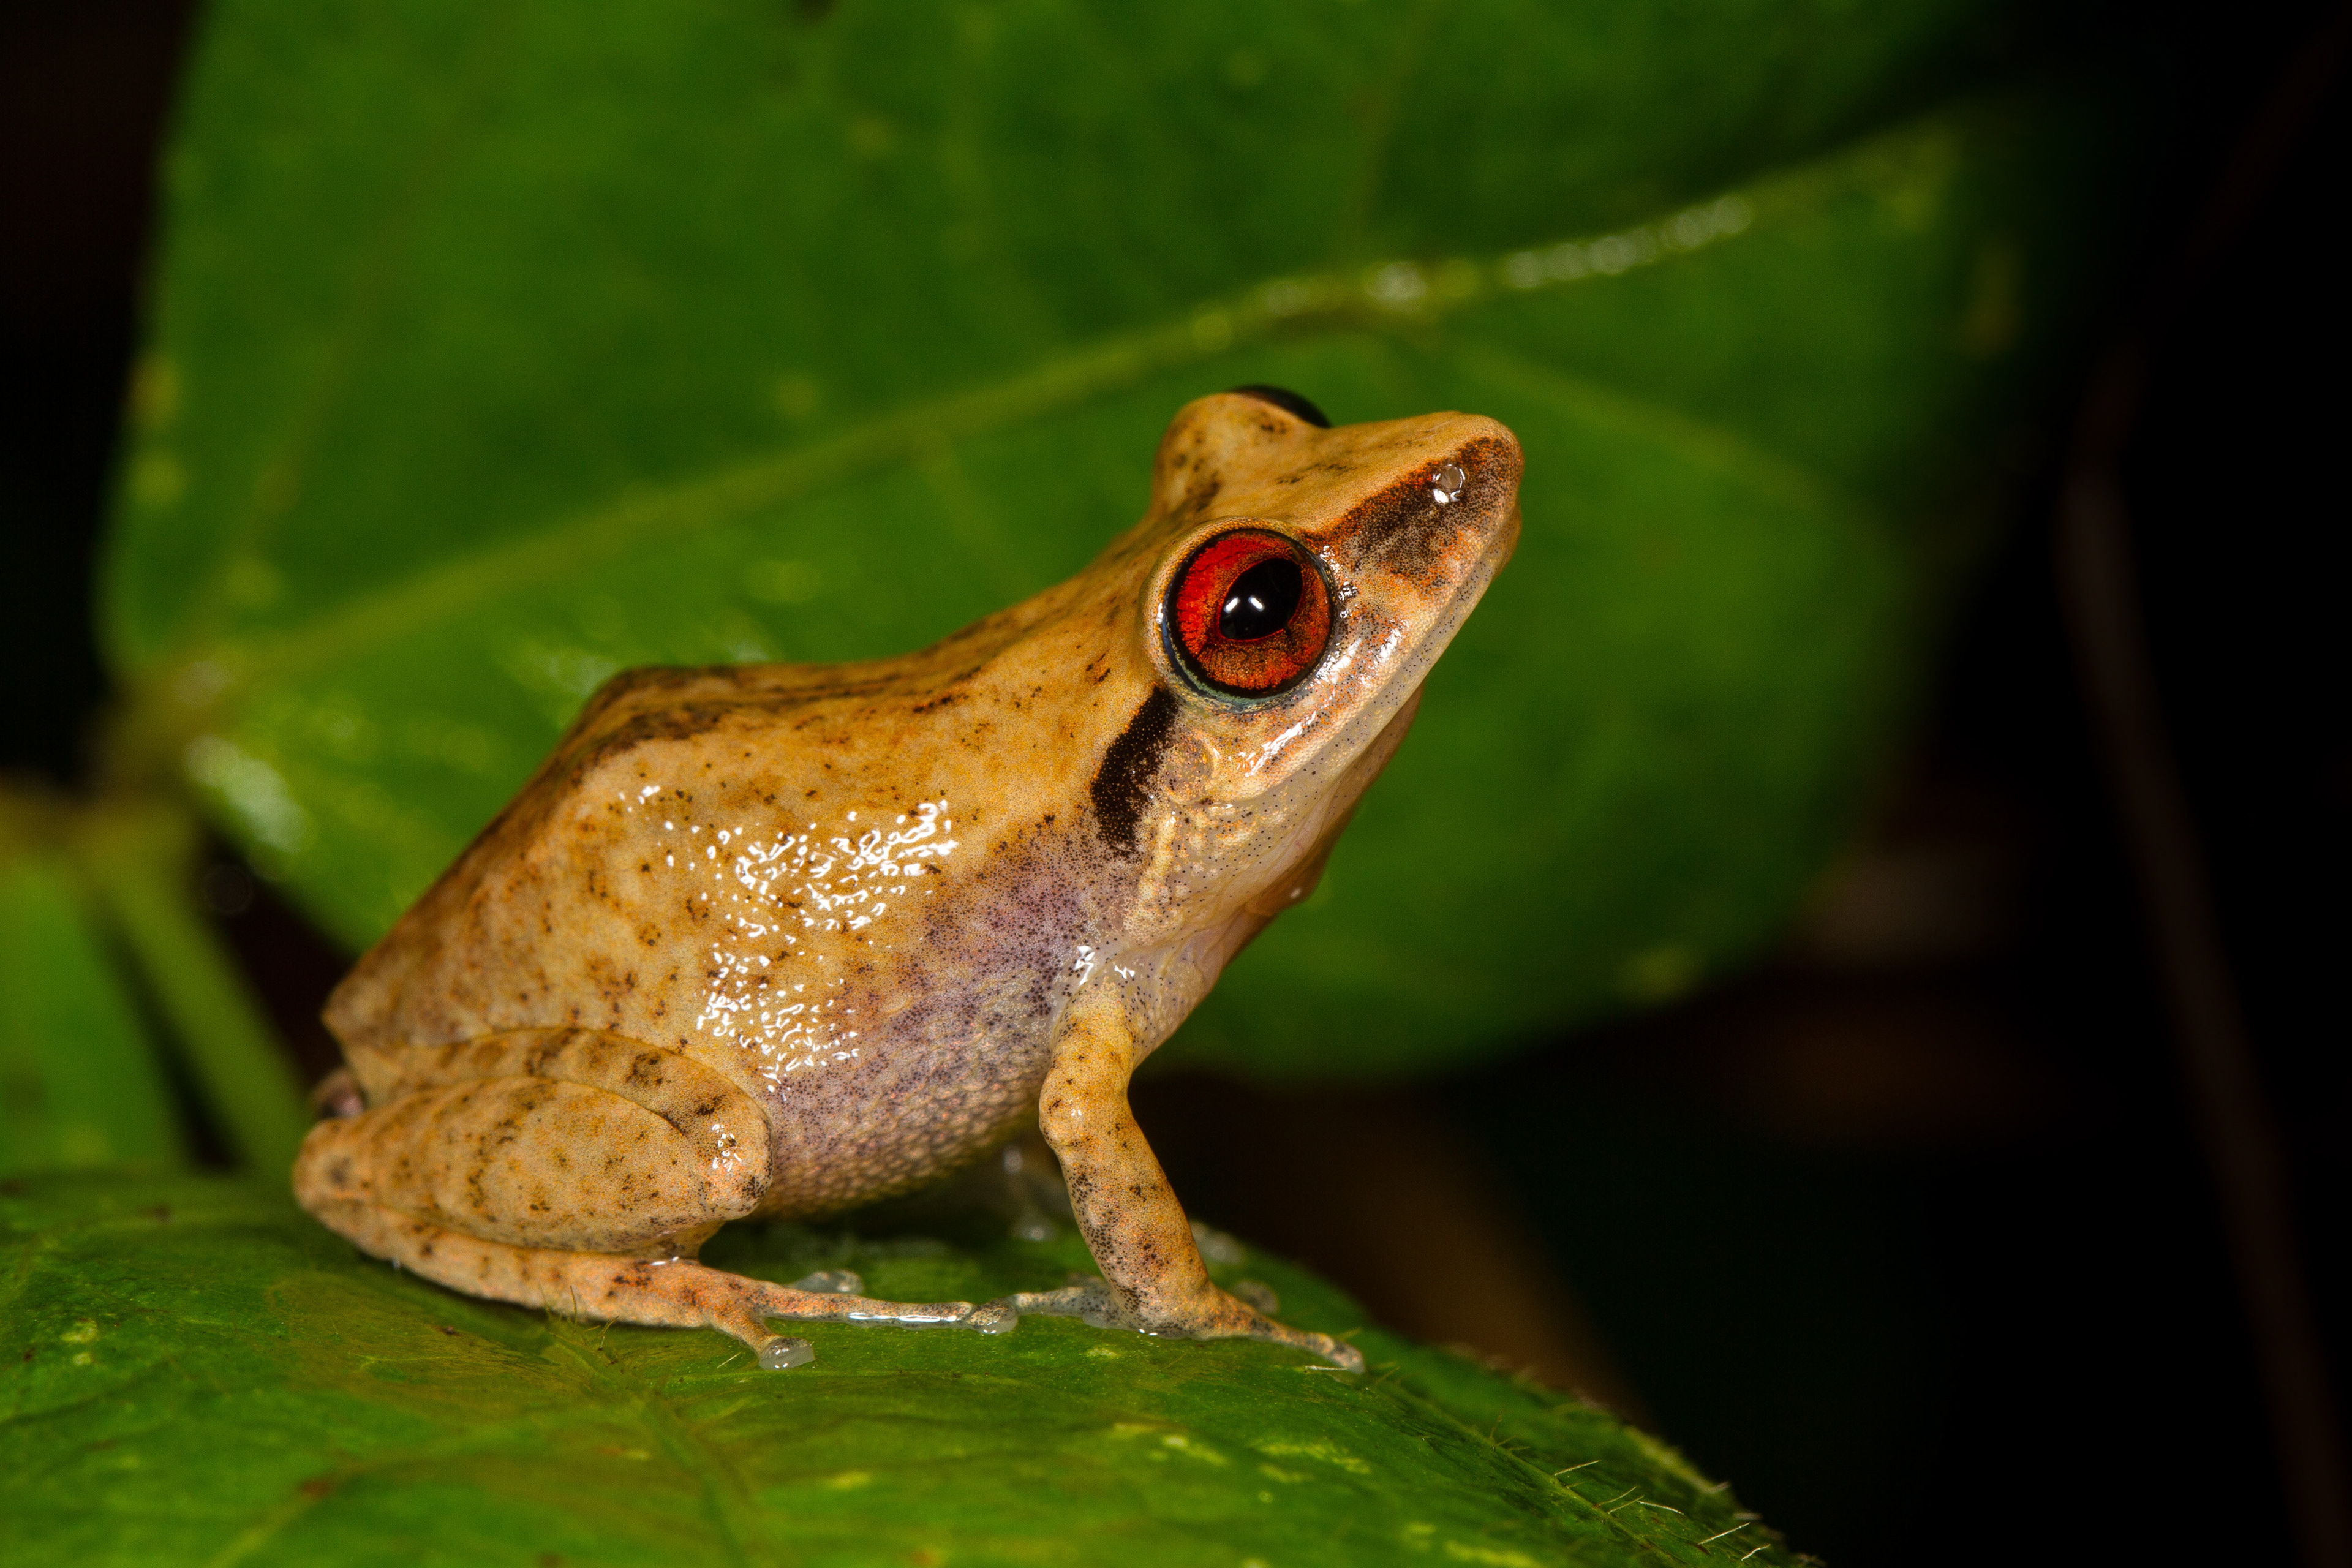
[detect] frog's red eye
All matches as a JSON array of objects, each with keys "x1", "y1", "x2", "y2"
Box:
[{"x1": 1167, "y1": 530, "x2": 1332, "y2": 696}]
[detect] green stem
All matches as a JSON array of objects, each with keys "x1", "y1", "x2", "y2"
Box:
[{"x1": 80, "y1": 804, "x2": 311, "y2": 1179}]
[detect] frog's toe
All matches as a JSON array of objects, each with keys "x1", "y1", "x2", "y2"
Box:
[
  {"x1": 701, "y1": 1283, "x2": 803, "y2": 1358},
  {"x1": 1005, "y1": 1278, "x2": 1128, "y2": 1330},
  {"x1": 1218, "y1": 1298, "x2": 1363, "y2": 1371},
  {"x1": 741, "y1": 1274, "x2": 1023, "y2": 1336},
  {"x1": 1007, "y1": 1278, "x2": 1362, "y2": 1369},
  {"x1": 756, "y1": 1335, "x2": 816, "y2": 1371},
  {"x1": 677, "y1": 1267, "x2": 978, "y2": 1355},
  {"x1": 1303, "y1": 1332, "x2": 1366, "y2": 1374},
  {"x1": 1016, "y1": 1278, "x2": 1363, "y2": 1369},
  {"x1": 964, "y1": 1299, "x2": 1020, "y2": 1335},
  {"x1": 1222, "y1": 1294, "x2": 1364, "y2": 1371}
]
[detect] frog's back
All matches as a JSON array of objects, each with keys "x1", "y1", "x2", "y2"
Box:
[{"x1": 322, "y1": 563, "x2": 1170, "y2": 1218}]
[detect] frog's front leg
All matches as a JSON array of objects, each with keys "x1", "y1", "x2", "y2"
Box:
[
  {"x1": 294, "y1": 1029, "x2": 1008, "y2": 1368},
  {"x1": 1014, "y1": 1004, "x2": 1364, "y2": 1371}
]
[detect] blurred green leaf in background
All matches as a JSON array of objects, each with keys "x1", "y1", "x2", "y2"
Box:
[
  {"x1": 99, "y1": 0, "x2": 2108, "y2": 1079},
  {"x1": 1, "y1": 0, "x2": 2132, "y2": 1560}
]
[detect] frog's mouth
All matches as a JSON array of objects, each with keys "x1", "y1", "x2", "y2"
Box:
[{"x1": 1280, "y1": 680, "x2": 1424, "y2": 873}]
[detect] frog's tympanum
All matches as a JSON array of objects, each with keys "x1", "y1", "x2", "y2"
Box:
[{"x1": 296, "y1": 389, "x2": 1521, "y2": 1372}]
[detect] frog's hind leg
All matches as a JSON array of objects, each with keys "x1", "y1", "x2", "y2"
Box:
[
  {"x1": 295, "y1": 1028, "x2": 1012, "y2": 1366},
  {"x1": 314, "y1": 1201, "x2": 1008, "y2": 1370}
]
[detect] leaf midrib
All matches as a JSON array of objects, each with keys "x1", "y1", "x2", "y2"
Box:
[
  {"x1": 132, "y1": 106, "x2": 1966, "y2": 748},
  {"x1": 142, "y1": 225, "x2": 1661, "y2": 690}
]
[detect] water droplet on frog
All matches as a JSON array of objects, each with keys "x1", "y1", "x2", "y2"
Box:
[
  {"x1": 760, "y1": 1336, "x2": 815, "y2": 1370},
  {"x1": 1431, "y1": 462, "x2": 1468, "y2": 504},
  {"x1": 792, "y1": 1268, "x2": 864, "y2": 1295},
  {"x1": 964, "y1": 1300, "x2": 1020, "y2": 1335}
]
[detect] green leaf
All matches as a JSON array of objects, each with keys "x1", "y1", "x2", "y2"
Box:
[
  {"x1": 103, "y1": 2, "x2": 2107, "y2": 1074},
  {"x1": 2, "y1": 1171, "x2": 1796, "y2": 1566}
]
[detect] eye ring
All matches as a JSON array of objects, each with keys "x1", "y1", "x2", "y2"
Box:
[{"x1": 1164, "y1": 529, "x2": 1333, "y2": 698}]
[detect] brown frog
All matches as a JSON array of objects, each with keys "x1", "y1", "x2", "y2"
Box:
[{"x1": 295, "y1": 387, "x2": 1522, "y2": 1371}]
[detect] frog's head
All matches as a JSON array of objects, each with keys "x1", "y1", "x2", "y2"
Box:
[{"x1": 1087, "y1": 387, "x2": 1521, "y2": 956}]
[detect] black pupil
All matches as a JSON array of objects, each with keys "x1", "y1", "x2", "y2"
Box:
[{"x1": 1219, "y1": 557, "x2": 1303, "y2": 641}]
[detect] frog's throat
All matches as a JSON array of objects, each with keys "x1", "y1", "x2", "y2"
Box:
[{"x1": 1117, "y1": 680, "x2": 1423, "y2": 1025}]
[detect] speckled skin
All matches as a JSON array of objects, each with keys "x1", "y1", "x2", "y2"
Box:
[{"x1": 296, "y1": 392, "x2": 1521, "y2": 1370}]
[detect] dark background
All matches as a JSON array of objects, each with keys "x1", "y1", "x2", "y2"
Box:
[{"x1": 5, "y1": 4, "x2": 2343, "y2": 1564}]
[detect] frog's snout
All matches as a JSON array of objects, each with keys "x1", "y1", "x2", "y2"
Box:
[{"x1": 1336, "y1": 423, "x2": 1523, "y2": 599}]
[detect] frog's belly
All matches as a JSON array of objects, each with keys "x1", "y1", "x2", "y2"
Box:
[
  {"x1": 720, "y1": 972, "x2": 1066, "y2": 1219},
  {"x1": 634, "y1": 810, "x2": 1093, "y2": 1217}
]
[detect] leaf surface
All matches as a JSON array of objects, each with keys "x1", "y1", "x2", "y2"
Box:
[{"x1": 4, "y1": 1172, "x2": 1794, "y2": 1567}]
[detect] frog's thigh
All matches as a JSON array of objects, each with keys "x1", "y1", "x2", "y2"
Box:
[
  {"x1": 296, "y1": 1038, "x2": 771, "y2": 1254},
  {"x1": 296, "y1": 1035, "x2": 1005, "y2": 1360}
]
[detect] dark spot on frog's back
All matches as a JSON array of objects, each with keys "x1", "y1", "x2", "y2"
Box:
[
  {"x1": 1090, "y1": 687, "x2": 1179, "y2": 854},
  {"x1": 568, "y1": 706, "x2": 731, "y2": 779},
  {"x1": 574, "y1": 663, "x2": 746, "y2": 729}
]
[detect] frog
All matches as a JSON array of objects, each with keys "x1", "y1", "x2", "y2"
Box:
[{"x1": 295, "y1": 386, "x2": 1522, "y2": 1373}]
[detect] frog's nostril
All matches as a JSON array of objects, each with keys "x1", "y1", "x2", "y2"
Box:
[{"x1": 1226, "y1": 384, "x2": 1329, "y2": 428}]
